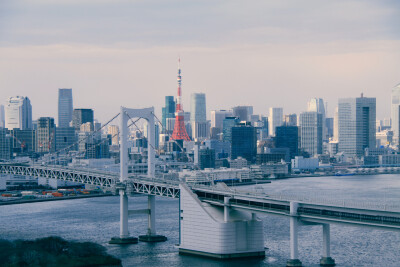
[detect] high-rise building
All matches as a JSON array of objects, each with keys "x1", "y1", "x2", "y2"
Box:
[
  {"x1": 211, "y1": 110, "x2": 233, "y2": 130},
  {"x1": 325, "y1": 118, "x2": 334, "y2": 139},
  {"x1": 58, "y1": 88, "x2": 73, "y2": 127},
  {"x1": 232, "y1": 106, "x2": 253, "y2": 122},
  {"x1": 268, "y1": 107, "x2": 283, "y2": 136},
  {"x1": 198, "y1": 148, "x2": 216, "y2": 170},
  {"x1": 299, "y1": 112, "x2": 323, "y2": 156},
  {"x1": 10, "y1": 129, "x2": 36, "y2": 154},
  {"x1": 222, "y1": 117, "x2": 239, "y2": 143},
  {"x1": 5, "y1": 96, "x2": 32, "y2": 130},
  {"x1": 338, "y1": 95, "x2": 376, "y2": 157},
  {"x1": 307, "y1": 98, "x2": 326, "y2": 140},
  {"x1": 391, "y1": 83, "x2": 400, "y2": 144},
  {"x1": 275, "y1": 125, "x2": 299, "y2": 159},
  {"x1": 284, "y1": 114, "x2": 297, "y2": 126},
  {"x1": 333, "y1": 107, "x2": 339, "y2": 141},
  {"x1": 190, "y1": 93, "x2": 206, "y2": 123},
  {"x1": 190, "y1": 93, "x2": 209, "y2": 140},
  {"x1": 0, "y1": 128, "x2": 11, "y2": 160},
  {"x1": 72, "y1": 109, "x2": 94, "y2": 130},
  {"x1": 56, "y1": 127, "x2": 76, "y2": 151},
  {"x1": 0, "y1": 105, "x2": 5, "y2": 128},
  {"x1": 161, "y1": 96, "x2": 175, "y2": 133},
  {"x1": 107, "y1": 125, "x2": 119, "y2": 146},
  {"x1": 231, "y1": 123, "x2": 257, "y2": 163},
  {"x1": 36, "y1": 117, "x2": 56, "y2": 153}
]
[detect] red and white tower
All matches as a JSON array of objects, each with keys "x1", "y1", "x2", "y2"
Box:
[{"x1": 171, "y1": 58, "x2": 191, "y2": 141}]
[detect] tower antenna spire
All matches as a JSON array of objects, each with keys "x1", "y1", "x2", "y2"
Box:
[{"x1": 171, "y1": 58, "x2": 190, "y2": 141}]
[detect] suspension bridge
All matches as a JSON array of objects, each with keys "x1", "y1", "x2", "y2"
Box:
[{"x1": 1, "y1": 106, "x2": 400, "y2": 267}]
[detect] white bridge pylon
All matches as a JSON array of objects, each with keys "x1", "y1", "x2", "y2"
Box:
[{"x1": 112, "y1": 106, "x2": 166, "y2": 244}]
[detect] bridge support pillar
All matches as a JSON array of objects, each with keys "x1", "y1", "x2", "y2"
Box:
[
  {"x1": 139, "y1": 195, "x2": 167, "y2": 242},
  {"x1": 109, "y1": 190, "x2": 138, "y2": 244},
  {"x1": 320, "y1": 224, "x2": 335, "y2": 266},
  {"x1": 287, "y1": 202, "x2": 302, "y2": 267}
]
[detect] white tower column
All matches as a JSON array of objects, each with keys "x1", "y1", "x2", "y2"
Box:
[
  {"x1": 320, "y1": 224, "x2": 335, "y2": 266},
  {"x1": 120, "y1": 108, "x2": 129, "y2": 238},
  {"x1": 224, "y1": 196, "x2": 230, "y2": 222},
  {"x1": 287, "y1": 202, "x2": 302, "y2": 267}
]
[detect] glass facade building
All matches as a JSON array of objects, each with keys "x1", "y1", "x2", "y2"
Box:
[
  {"x1": 58, "y1": 88, "x2": 73, "y2": 128},
  {"x1": 338, "y1": 96, "x2": 376, "y2": 157},
  {"x1": 275, "y1": 125, "x2": 299, "y2": 159},
  {"x1": 231, "y1": 124, "x2": 257, "y2": 163},
  {"x1": 299, "y1": 112, "x2": 323, "y2": 156},
  {"x1": 5, "y1": 96, "x2": 32, "y2": 130}
]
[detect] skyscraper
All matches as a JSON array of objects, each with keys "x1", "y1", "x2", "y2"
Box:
[
  {"x1": 58, "y1": 88, "x2": 73, "y2": 127},
  {"x1": 231, "y1": 123, "x2": 257, "y2": 163},
  {"x1": 275, "y1": 125, "x2": 299, "y2": 159},
  {"x1": 36, "y1": 117, "x2": 56, "y2": 153},
  {"x1": 222, "y1": 116, "x2": 239, "y2": 143},
  {"x1": 0, "y1": 105, "x2": 5, "y2": 128},
  {"x1": 190, "y1": 93, "x2": 209, "y2": 140},
  {"x1": 232, "y1": 106, "x2": 253, "y2": 122},
  {"x1": 5, "y1": 96, "x2": 32, "y2": 130},
  {"x1": 161, "y1": 96, "x2": 175, "y2": 133},
  {"x1": 268, "y1": 107, "x2": 283, "y2": 136},
  {"x1": 284, "y1": 114, "x2": 297, "y2": 126},
  {"x1": 72, "y1": 109, "x2": 94, "y2": 130},
  {"x1": 338, "y1": 95, "x2": 376, "y2": 157},
  {"x1": 391, "y1": 83, "x2": 400, "y2": 144},
  {"x1": 211, "y1": 110, "x2": 233, "y2": 130},
  {"x1": 299, "y1": 112, "x2": 323, "y2": 156},
  {"x1": 307, "y1": 98, "x2": 326, "y2": 140}
]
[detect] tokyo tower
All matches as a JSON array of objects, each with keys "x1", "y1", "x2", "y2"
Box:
[{"x1": 171, "y1": 58, "x2": 191, "y2": 141}]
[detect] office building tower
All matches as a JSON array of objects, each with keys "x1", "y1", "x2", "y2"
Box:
[
  {"x1": 58, "y1": 88, "x2": 73, "y2": 127},
  {"x1": 307, "y1": 98, "x2": 326, "y2": 140},
  {"x1": 211, "y1": 110, "x2": 233, "y2": 130},
  {"x1": 56, "y1": 127, "x2": 76, "y2": 151},
  {"x1": 325, "y1": 118, "x2": 334, "y2": 139},
  {"x1": 232, "y1": 106, "x2": 253, "y2": 122},
  {"x1": 231, "y1": 123, "x2": 257, "y2": 163},
  {"x1": 299, "y1": 112, "x2": 323, "y2": 156},
  {"x1": 268, "y1": 107, "x2": 283, "y2": 136},
  {"x1": 338, "y1": 95, "x2": 376, "y2": 157},
  {"x1": 0, "y1": 128, "x2": 11, "y2": 160},
  {"x1": 171, "y1": 59, "x2": 190, "y2": 141},
  {"x1": 190, "y1": 93, "x2": 206, "y2": 123},
  {"x1": 162, "y1": 96, "x2": 175, "y2": 133},
  {"x1": 72, "y1": 109, "x2": 94, "y2": 130},
  {"x1": 391, "y1": 83, "x2": 400, "y2": 144},
  {"x1": 284, "y1": 114, "x2": 297, "y2": 126},
  {"x1": 190, "y1": 93, "x2": 209, "y2": 140},
  {"x1": 36, "y1": 117, "x2": 56, "y2": 153},
  {"x1": 107, "y1": 125, "x2": 119, "y2": 146},
  {"x1": 333, "y1": 107, "x2": 339, "y2": 141},
  {"x1": 275, "y1": 125, "x2": 299, "y2": 159},
  {"x1": 198, "y1": 148, "x2": 216, "y2": 170},
  {"x1": 5, "y1": 96, "x2": 32, "y2": 130},
  {"x1": 0, "y1": 105, "x2": 5, "y2": 128},
  {"x1": 10, "y1": 129, "x2": 36, "y2": 154},
  {"x1": 222, "y1": 117, "x2": 239, "y2": 143}
]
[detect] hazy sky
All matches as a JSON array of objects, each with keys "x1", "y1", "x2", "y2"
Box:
[{"x1": 1, "y1": 0, "x2": 399, "y2": 123}]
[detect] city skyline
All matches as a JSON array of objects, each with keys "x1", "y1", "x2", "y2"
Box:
[{"x1": 0, "y1": 1, "x2": 399, "y2": 123}]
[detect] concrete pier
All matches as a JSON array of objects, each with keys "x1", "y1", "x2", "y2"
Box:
[
  {"x1": 287, "y1": 202, "x2": 302, "y2": 267},
  {"x1": 320, "y1": 224, "x2": 335, "y2": 266}
]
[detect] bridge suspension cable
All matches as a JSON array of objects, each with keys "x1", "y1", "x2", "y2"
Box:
[{"x1": 42, "y1": 112, "x2": 121, "y2": 165}]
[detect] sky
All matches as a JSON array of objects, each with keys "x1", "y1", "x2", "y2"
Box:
[{"x1": 0, "y1": 0, "x2": 399, "y2": 124}]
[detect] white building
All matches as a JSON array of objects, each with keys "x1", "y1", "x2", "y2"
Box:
[
  {"x1": 291, "y1": 156, "x2": 319, "y2": 171},
  {"x1": 268, "y1": 107, "x2": 283, "y2": 136},
  {"x1": 211, "y1": 110, "x2": 233, "y2": 130},
  {"x1": 5, "y1": 96, "x2": 32, "y2": 130}
]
